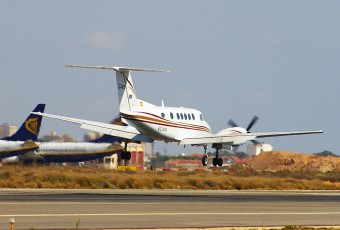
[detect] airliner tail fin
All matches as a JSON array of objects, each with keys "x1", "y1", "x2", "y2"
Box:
[{"x1": 3, "y1": 104, "x2": 45, "y2": 141}]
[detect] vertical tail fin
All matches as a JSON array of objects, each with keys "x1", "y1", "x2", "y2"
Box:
[
  {"x1": 3, "y1": 104, "x2": 45, "y2": 141},
  {"x1": 115, "y1": 70, "x2": 139, "y2": 111},
  {"x1": 66, "y1": 65, "x2": 169, "y2": 111}
]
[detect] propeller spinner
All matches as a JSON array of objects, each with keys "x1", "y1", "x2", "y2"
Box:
[{"x1": 227, "y1": 115, "x2": 260, "y2": 146}]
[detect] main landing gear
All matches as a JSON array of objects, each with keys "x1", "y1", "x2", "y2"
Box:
[
  {"x1": 201, "y1": 144, "x2": 223, "y2": 167},
  {"x1": 120, "y1": 140, "x2": 131, "y2": 161}
]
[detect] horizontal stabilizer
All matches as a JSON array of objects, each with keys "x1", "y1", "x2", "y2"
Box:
[{"x1": 66, "y1": 65, "x2": 170, "y2": 73}]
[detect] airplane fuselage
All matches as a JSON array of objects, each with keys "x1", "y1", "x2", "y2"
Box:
[
  {"x1": 0, "y1": 140, "x2": 38, "y2": 159},
  {"x1": 34, "y1": 142, "x2": 122, "y2": 163},
  {"x1": 120, "y1": 106, "x2": 212, "y2": 142},
  {"x1": 32, "y1": 65, "x2": 323, "y2": 167}
]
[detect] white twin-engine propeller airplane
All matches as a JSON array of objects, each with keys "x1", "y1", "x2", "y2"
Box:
[{"x1": 33, "y1": 65, "x2": 323, "y2": 167}]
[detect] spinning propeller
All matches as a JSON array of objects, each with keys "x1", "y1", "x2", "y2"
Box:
[
  {"x1": 227, "y1": 115, "x2": 260, "y2": 151},
  {"x1": 228, "y1": 115, "x2": 259, "y2": 133}
]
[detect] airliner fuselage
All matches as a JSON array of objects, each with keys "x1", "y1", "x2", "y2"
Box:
[
  {"x1": 34, "y1": 142, "x2": 122, "y2": 163},
  {"x1": 0, "y1": 140, "x2": 38, "y2": 159}
]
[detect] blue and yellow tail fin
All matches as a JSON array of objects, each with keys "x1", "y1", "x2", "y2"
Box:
[{"x1": 3, "y1": 104, "x2": 45, "y2": 141}]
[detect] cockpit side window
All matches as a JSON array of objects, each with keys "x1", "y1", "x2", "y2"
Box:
[{"x1": 200, "y1": 114, "x2": 203, "y2": 121}]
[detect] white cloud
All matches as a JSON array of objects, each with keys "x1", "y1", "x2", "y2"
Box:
[{"x1": 86, "y1": 31, "x2": 125, "y2": 50}]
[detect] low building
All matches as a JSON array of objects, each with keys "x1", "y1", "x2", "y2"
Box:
[
  {"x1": 126, "y1": 143, "x2": 145, "y2": 171},
  {"x1": 247, "y1": 143, "x2": 273, "y2": 156},
  {"x1": 0, "y1": 123, "x2": 17, "y2": 139},
  {"x1": 103, "y1": 154, "x2": 118, "y2": 170},
  {"x1": 103, "y1": 143, "x2": 145, "y2": 171},
  {"x1": 40, "y1": 131, "x2": 75, "y2": 142}
]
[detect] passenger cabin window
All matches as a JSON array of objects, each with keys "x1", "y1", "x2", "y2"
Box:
[
  {"x1": 170, "y1": 112, "x2": 174, "y2": 119},
  {"x1": 161, "y1": 113, "x2": 165, "y2": 118},
  {"x1": 180, "y1": 113, "x2": 184, "y2": 120},
  {"x1": 188, "y1": 113, "x2": 191, "y2": 120},
  {"x1": 184, "y1": 113, "x2": 187, "y2": 120}
]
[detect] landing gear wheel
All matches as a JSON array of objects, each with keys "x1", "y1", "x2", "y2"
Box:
[
  {"x1": 202, "y1": 155, "x2": 208, "y2": 166},
  {"x1": 212, "y1": 158, "x2": 218, "y2": 167},
  {"x1": 126, "y1": 151, "x2": 131, "y2": 160},
  {"x1": 217, "y1": 158, "x2": 223, "y2": 167},
  {"x1": 121, "y1": 151, "x2": 126, "y2": 160}
]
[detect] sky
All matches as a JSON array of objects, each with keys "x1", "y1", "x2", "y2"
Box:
[{"x1": 0, "y1": 1, "x2": 339, "y2": 155}]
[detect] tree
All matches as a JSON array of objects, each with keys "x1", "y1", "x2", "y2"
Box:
[
  {"x1": 235, "y1": 152, "x2": 250, "y2": 159},
  {"x1": 314, "y1": 150, "x2": 338, "y2": 157},
  {"x1": 150, "y1": 152, "x2": 170, "y2": 168}
]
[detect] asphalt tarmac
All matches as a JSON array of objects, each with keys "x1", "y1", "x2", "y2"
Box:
[{"x1": 0, "y1": 189, "x2": 339, "y2": 229}]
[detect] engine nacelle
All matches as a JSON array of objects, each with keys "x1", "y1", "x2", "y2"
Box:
[
  {"x1": 216, "y1": 127, "x2": 247, "y2": 136},
  {"x1": 216, "y1": 127, "x2": 253, "y2": 147}
]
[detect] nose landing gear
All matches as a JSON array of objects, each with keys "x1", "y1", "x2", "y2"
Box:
[{"x1": 202, "y1": 145, "x2": 208, "y2": 166}]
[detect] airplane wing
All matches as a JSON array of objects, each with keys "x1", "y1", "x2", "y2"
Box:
[
  {"x1": 251, "y1": 130, "x2": 323, "y2": 138},
  {"x1": 179, "y1": 130, "x2": 323, "y2": 146},
  {"x1": 31, "y1": 112, "x2": 154, "y2": 143},
  {"x1": 179, "y1": 134, "x2": 256, "y2": 146}
]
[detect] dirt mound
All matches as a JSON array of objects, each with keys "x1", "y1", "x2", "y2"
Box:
[{"x1": 249, "y1": 151, "x2": 340, "y2": 172}]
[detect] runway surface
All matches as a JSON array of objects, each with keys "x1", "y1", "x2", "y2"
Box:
[{"x1": 0, "y1": 189, "x2": 339, "y2": 229}]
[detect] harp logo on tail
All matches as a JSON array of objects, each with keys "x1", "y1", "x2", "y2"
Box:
[{"x1": 25, "y1": 118, "x2": 38, "y2": 136}]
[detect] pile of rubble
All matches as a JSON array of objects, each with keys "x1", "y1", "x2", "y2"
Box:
[{"x1": 249, "y1": 151, "x2": 340, "y2": 172}]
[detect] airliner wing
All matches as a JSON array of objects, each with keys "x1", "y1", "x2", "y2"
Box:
[
  {"x1": 179, "y1": 130, "x2": 323, "y2": 146},
  {"x1": 32, "y1": 112, "x2": 154, "y2": 143}
]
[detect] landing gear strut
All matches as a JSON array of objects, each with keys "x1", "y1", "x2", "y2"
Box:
[
  {"x1": 212, "y1": 145, "x2": 223, "y2": 167},
  {"x1": 120, "y1": 139, "x2": 131, "y2": 162}
]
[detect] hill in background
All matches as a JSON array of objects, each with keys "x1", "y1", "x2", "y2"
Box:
[{"x1": 249, "y1": 151, "x2": 340, "y2": 172}]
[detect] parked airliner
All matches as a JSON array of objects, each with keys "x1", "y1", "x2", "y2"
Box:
[
  {"x1": 2, "y1": 104, "x2": 122, "y2": 163},
  {"x1": 33, "y1": 65, "x2": 323, "y2": 167},
  {"x1": 6, "y1": 138, "x2": 122, "y2": 164},
  {"x1": 0, "y1": 104, "x2": 44, "y2": 159}
]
